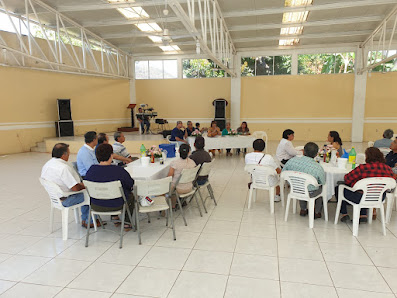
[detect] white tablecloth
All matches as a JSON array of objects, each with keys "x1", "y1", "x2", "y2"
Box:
[
  {"x1": 321, "y1": 162, "x2": 350, "y2": 200},
  {"x1": 187, "y1": 134, "x2": 255, "y2": 150},
  {"x1": 125, "y1": 157, "x2": 175, "y2": 181}
]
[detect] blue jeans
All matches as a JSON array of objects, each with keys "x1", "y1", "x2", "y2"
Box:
[
  {"x1": 62, "y1": 192, "x2": 90, "y2": 222},
  {"x1": 197, "y1": 179, "x2": 208, "y2": 186},
  {"x1": 140, "y1": 120, "x2": 150, "y2": 133}
]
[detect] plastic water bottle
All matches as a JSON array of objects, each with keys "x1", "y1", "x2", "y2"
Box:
[
  {"x1": 140, "y1": 144, "x2": 146, "y2": 158},
  {"x1": 349, "y1": 147, "x2": 357, "y2": 169}
]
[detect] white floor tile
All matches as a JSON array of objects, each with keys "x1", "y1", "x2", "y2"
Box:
[
  {"x1": 202, "y1": 219, "x2": 240, "y2": 235},
  {"x1": 319, "y1": 242, "x2": 372, "y2": 265},
  {"x1": 279, "y1": 258, "x2": 333, "y2": 286},
  {"x1": 378, "y1": 267, "x2": 397, "y2": 293},
  {"x1": 0, "y1": 283, "x2": 61, "y2": 298},
  {"x1": 365, "y1": 246, "x2": 397, "y2": 268},
  {"x1": 55, "y1": 288, "x2": 112, "y2": 298},
  {"x1": 225, "y1": 276, "x2": 280, "y2": 298},
  {"x1": 277, "y1": 239, "x2": 323, "y2": 261},
  {"x1": 67, "y1": 262, "x2": 134, "y2": 292},
  {"x1": 0, "y1": 255, "x2": 50, "y2": 281},
  {"x1": 139, "y1": 246, "x2": 191, "y2": 270},
  {"x1": 183, "y1": 249, "x2": 233, "y2": 275},
  {"x1": 155, "y1": 230, "x2": 200, "y2": 249},
  {"x1": 210, "y1": 209, "x2": 243, "y2": 222},
  {"x1": 23, "y1": 258, "x2": 91, "y2": 287},
  {"x1": 97, "y1": 242, "x2": 151, "y2": 266},
  {"x1": 314, "y1": 228, "x2": 359, "y2": 244},
  {"x1": 116, "y1": 266, "x2": 179, "y2": 298},
  {"x1": 18, "y1": 237, "x2": 76, "y2": 258},
  {"x1": 57, "y1": 239, "x2": 114, "y2": 261},
  {"x1": 168, "y1": 271, "x2": 228, "y2": 298},
  {"x1": 235, "y1": 236, "x2": 278, "y2": 257},
  {"x1": 0, "y1": 234, "x2": 43, "y2": 254},
  {"x1": 336, "y1": 288, "x2": 395, "y2": 298},
  {"x1": 194, "y1": 233, "x2": 237, "y2": 252},
  {"x1": 239, "y1": 222, "x2": 277, "y2": 238},
  {"x1": 230, "y1": 253, "x2": 278, "y2": 280},
  {"x1": 281, "y1": 282, "x2": 338, "y2": 298},
  {"x1": 0, "y1": 280, "x2": 16, "y2": 295},
  {"x1": 328, "y1": 262, "x2": 392, "y2": 293}
]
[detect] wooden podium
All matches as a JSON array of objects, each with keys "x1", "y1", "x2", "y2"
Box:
[{"x1": 118, "y1": 104, "x2": 139, "y2": 132}]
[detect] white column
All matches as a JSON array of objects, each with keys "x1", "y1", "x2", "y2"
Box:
[
  {"x1": 129, "y1": 58, "x2": 136, "y2": 104},
  {"x1": 230, "y1": 53, "x2": 241, "y2": 128},
  {"x1": 291, "y1": 52, "x2": 298, "y2": 75},
  {"x1": 351, "y1": 47, "x2": 368, "y2": 142}
]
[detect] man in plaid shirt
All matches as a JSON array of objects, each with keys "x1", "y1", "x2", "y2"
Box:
[{"x1": 336, "y1": 147, "x2": 395, "y2": 223}]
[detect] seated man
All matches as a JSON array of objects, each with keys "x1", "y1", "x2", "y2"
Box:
[
  {"x1": 336, "y1": 147, "x2": 395, "y2": 223},
  {"x1": 77, "y1": 131, "x2": 98, "y2": 178},
  {"x1": 276, "y1": 129, "x2": 299, "y2": 166},
  {"x1": 113, "y1": 132, "x2": 134, "y2": 165},
  {"x1": 386, "y1": 137, "x2": 397, "y2": 168},
  {"x1": 186, "y1": 121, "x2": 195, "y2": 136},
  {"x1": 245, "y1": 139, "x2": 281, "y2": 202},
  {"x1": 282, "y1": 142, "x2": 326, "y2": 218},
  {"x1": 41, "y1": 143, "x2": 98, "y2": 228},
  {"x1": 374, "y1": 129, "x2": 394, "y2": 148},
  {"x1": 190, "y1": 136, "x2": 212, "y2": 185},
  {"x1": 136, "y1": 107, "x2": 150, "y2": 134},
  {"x1": 85, "y1": 144, "x2": 135, "y2": 230},
  {"x1": 97, "y1": 133, "x2": 133, "y2": 165},
  {"x1": 170, "y1": 121, "x2": 188, "y2": 147}
]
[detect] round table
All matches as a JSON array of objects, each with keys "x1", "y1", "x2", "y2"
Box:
[{"x1": 320, "y1": 162, "x2": 351, "y2": 200}]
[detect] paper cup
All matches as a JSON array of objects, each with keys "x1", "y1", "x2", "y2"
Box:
[
  {"x1": 141, "y1": 156, "x2": 150, "y2": 167},
  {"x1": 337, "y1": 158, "x2": 348, "y2": 169}
]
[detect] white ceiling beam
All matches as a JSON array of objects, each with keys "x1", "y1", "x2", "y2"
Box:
[
  {"x1": 56, "y1": 0, "x2": 188, "y2": 12},
  {"x1": 100, "y1": 30, "x2": 192, "y2": 40},
  {"x1": 80, "y1": 17, "x2": 182, "y2": 28},
  {"x1": 362, "y1": 5, "x2": 397, "y2": 46},
  {"x1": 222, "y1": 0, "x2": 397, "y2": 18}
]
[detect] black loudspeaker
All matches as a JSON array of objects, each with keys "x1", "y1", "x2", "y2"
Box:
[
  {"x1": 55, "y1": 121, "x2": 74, "y2": 137},
  {"x1": 216, "y1": 119, "x2": 226, "y2": 131},
  {"x1": 214, "y1": 100, "x2": 226, "y2": 118},
  {"x1": 57, "y1": 99, "x2": 72, "y2": 120},
  {"x1": 162, "y1": 130, "x2": 172, "y2": 138}
]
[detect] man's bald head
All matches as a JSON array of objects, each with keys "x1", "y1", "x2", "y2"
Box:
[{"x1": 52, "y1": 143, "x2": 70, "y2": 161}]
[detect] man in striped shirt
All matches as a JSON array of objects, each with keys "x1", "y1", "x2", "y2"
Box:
[{"x1": 112, "y1": 132, "x2": 133, "y2": 165}]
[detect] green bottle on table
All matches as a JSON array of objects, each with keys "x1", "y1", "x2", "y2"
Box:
[
  {"x1": 140, "y1": 144, "x2": 146, "y2": 158},
  {"x1": 349, "y1": 147, "x2": 356, "y2": 169}
]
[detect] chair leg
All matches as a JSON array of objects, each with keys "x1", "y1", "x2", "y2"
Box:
[
  {"x1": 380, "y1": 204, "x2": 387, "y2": 236},
  {"x1": 135, "y1": 200, "x2": 142, "y2": 245},
  {"x1": 323, "y1": 197, "x2": 328, "y2": 222},
  {"x1": 49, "y1": 207, "x2": 54, "y2": 233},
  {"x1": 197, "y1": 188, "x2": 207, "y2": 213},
  {"x1": 253, "y1": 188, "x2": 257, "y2": 202},
  {"x1": 85, "y1": 206, "x2": 91, "y2": 247},
  {"x1": 352, "y1": 205, "x2": 360, "y2": 237},
  {"x1": 284, "y1": 197, "x2": 291, "y2": 222},
  {"x1": 147, "y1": 213, "x2": 151, "y2": 223},
  {"x1": 97, "y1": 216, "x2": 105, "y2": 230},
  {"x1": 308, "y1": 200, "x2": 315, "y2": 229},
  {"x1": 126, "y1": 206, "x2": 134, "y2": 230},
  {"x1": 269, "y1": 187, "x2": 275, "y2": 214},
  {"x1": 368, "y1": 208, "x2": 373, "y2": 224},
  {"x1": 334, "y1": 198, "x2": 343, "y2": 225},
  {"x1": 61, "y1": 209, "x2": 69, "y2": 241},
  {"x1": 386, "y1": 194, "x2": 394, "y2": 223},
  {"x1": 119, "y1": 205, "x2": 126, "y2": 249},
  {"x1": 292, "y1": 198, "x2": 297, "y2": 214},
  {"x1": 93, "y1": 213, "x2": 98, "y2": 232},
  {"x1": 166, "y1": 209, "x2": 169, "y2": 227},
  {"x1": 73, "y1": 208, "x2": 79, "y2": 224},
  {"x1": 176, "y1": 193, "x2": 187, "y2": 226},
  {"x1": 248, "y1": 187, "x2": 253, "y2": 209},
  {"x1": 167, "y1": 197, "x2": 176, "y2": 241},
  {"x1": 207, "y1": 184, "x2": 217, "y2": 205},
  {"x1": 279, "y1": 183, "x2": 285, "y2": 207},
  {"x1": 193, "y1": 191, "x2": 203, "y2": 217}
]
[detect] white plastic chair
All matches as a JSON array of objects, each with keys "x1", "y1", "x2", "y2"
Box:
[
  {"x1": 379, "y1": 147, "x2": 391, "y2": 157},
  {"x1": 245, "y1": 165, "x2": 282, "y2": 213},
  {"x1": 368, "y1": 141, "x2": 374, "y2": 148},
  {"x1": 356, "y1": 153, "x2": 366, "y2": 165},
  {"x1": 334, "y1": 177, "x2": 396, "y2": 237},
  {"x1": 83, "y1": 180, "x2": 134, "y2": 248},
  {"x1": 281, "y1": 171, "x2": 328, "y2": 229},
  {"x1": 167, "y1": 135, "x2": 180, "y2": 148},
  {"x1": 71, "y1": 161, "x2": 82, "y2": 181},
  {"x1": 252, "y1": 131, "x2": 268, "y2": 153},
  {"x1": 174, "y1": 165, "x2": 201, "y2": 226},
  {"x1": 39, "y1": 178, "x2": 89, "y2": 240},
  {"x1": 386, "y1": 188, "x2": 397, "y2": 223},
  {"x1": 134, "y1": 176, "x2": 174, "y2": 245},
  {"x1": 195, "y1": 161, "x2": 217, "y2": 213}
]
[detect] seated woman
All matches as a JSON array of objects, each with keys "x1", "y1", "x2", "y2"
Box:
[
  {"x1": 222, "y1": 122, "x2": 233, "y2": 156},
  {"x1": 328, "y1": 131, "x2": 343, "y2": 157},
  {"x1": 168, "y1": 144, "x2": 196, "y2": 209},
  {"x1": 237, "y1": 121, "x2": 250, "y2": 154},
  {"x1": 85, "y1": 144, "x2": 135, "y2": 231},
  {"x1": 335, "y1": 147, "x2": 395, "y2": 223},
  {"x1": 245, "y1": 139, "x2": 282, "y2": 202},
  {"x1": 276, "y1": 129, "x2": 298, "y2": 166},
  {"x1": 207, "y1": 120, "x2": 222, "y2": 155}
]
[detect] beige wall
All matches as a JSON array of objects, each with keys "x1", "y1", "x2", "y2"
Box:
[
  {"x1": 0, "y1": 66, "x2": 130, "y2": 155},
  {"x1": 241, "y1": 74, "x2": 355, "y2": 141},
  {"x1": 364, "y1": 72, "x2": 397, "y2": 141}
]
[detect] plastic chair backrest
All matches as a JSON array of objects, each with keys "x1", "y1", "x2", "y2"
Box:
[
  {"x1": 244, "y1": 164, "x2": 256, "y2": 174},
  {"x1": 379, "y1": 148, "x2": 391, "y2": 156},
  {"x1": 356, "y1": 153, "x2": 366, "y2": 164},
  {"x1": 198, "y1": 161, "x2": 213, "y2": 177},
  {"x1": 179, "y1": 165, "x2": 201, "y2": 184},
  {"x1": 83, "y1": 180, "x2": 124, "y2": 200},
  {"x1": 251, "y1": 165, "x2": 277, "y2": 188},
  {"x1": 253, "y1": 131, "x2": 267, "y2": 140},
  {"x1": 39, "y1": 178, "x2": 64, "y2": 207},
  {"x1": 281, "y1": 171, "x2": 319, "y2": 199},
  {"x1": 166, "y1": 135, "x2": 172, "y2": 142},
  {"x1": 353, "y1": 177, "x2": 396, "y2": 206},
  {"x1": 135, "y1": 176, "x2": 172, "y2": 197},
  {"x1": 368, "y1": 141, "x2": 374, "y2": 148}
]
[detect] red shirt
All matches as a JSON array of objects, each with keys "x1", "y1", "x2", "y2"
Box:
[{"x1": 344, "y1": 162, "x2": 395, "y2": 187}]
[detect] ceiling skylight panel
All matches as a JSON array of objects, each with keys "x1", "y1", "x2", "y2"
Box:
[
  {"x1": 148, "y1": 35, "x2": 163, "y2": 43},
  {"x1": 135, "y1": 22, "x2": 162, "y2": 32},
  {"x1": 117, "y1": 7, "x2": 149, "y2": 19},
  {"x1": 280, "y1": 26, "x2": 303, "y2": 35},
  {"x1": 285, "y1": 0, "x2": 312, "y2": 7},
  {"x1": 159, "y1": 45, "x2": 181, "y2": 52},
  {"x1": 282, "y1": 11, "x2": 309, "y2": 23},
  {"x1": 279, "y1": 39, "x2": 300, "y2": 46}
]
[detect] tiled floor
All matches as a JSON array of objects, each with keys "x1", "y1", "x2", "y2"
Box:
[{"x1": 1, "y1": 146, "x2": 397, "y2": 297}]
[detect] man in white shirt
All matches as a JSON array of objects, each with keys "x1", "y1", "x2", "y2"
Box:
[
  {"x1": 113, "y1": 132, "x2": 133, "y2": 165},
  {"x1": 41, "y1": 143, "x2": 94, "y2": 228},
  {"x1": 245, "y1": 139, "x2": 282, "y2": 202},
  {"x1": 276, "y1": 129, "x2": 299, "y2": 166}
]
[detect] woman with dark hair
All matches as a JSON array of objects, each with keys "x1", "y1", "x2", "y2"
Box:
[
  {"x1": 328, "y1": 131, "x2": 343, "y2": 157},
  {"x1": 335, "y1": 147, "x2": 395, "y2": 223},
  {"x1": 168, "y1": 144, "x2": 196, "y2": 208},
  {"x1": 276, "y1": 129, "x2": 298, "y2": 166},
  {"x1": 207, "y1": 120, "x2": 222, "y2": 155},
  {"x1": 237, "y1": 121, "x2": 250, "y2": 154}
]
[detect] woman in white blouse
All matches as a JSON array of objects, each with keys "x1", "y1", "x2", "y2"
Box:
[{"x1": 276, "y1": 129, "x2": 299, "y2": 166}]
